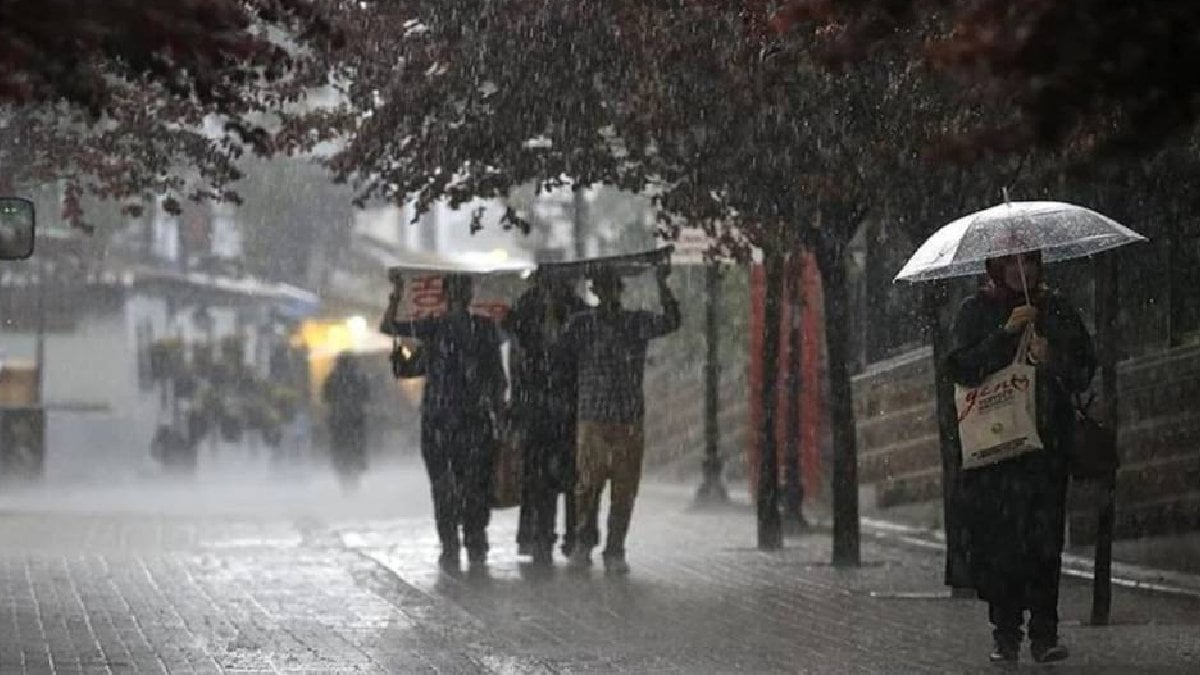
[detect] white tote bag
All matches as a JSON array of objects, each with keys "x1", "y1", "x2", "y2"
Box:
[{"x1": 955, "y1": 327, "x2": 1044, "y2": 470}]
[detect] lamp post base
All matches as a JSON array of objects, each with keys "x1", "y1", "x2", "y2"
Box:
[
  {"x1": 782, "y1": 508, "x2": 810, "y2": 536},
  {"x1": 693, "y1": 458, "x2": 730, "y2": 508}
]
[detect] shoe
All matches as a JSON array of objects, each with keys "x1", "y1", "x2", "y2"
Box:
[
  {"x1": 989, "y1": 644, "x2": 1018, "y2": 664},
  {"x1": 467, "y1": 548, "x2": 487, "y2": 567},
  {"x1": 568, "y1": 548, "x2": 592, "y2": 570},
  {"x1": 517, "y1": 542, "x2": 533, "y2": 557},
  {"x1": 438, "y1": 548, "x2": 461, "y2": 573},
  {"x1": 1031, "y1": 643, "x2": 1069, "y2": 663},
  {"x1": 603, "y1": 555, "x2": 630, "y2": 576},
  {"x1": 531, "y1": 545, "x2": 554, "y2": 567}
]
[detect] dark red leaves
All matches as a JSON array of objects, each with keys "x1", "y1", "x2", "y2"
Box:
[
  {"x1": 1, "y1": 0, "x2": 337, "y2": 213},
  {"x1": 766, "y1": 0, "x2": 1200, "y2": 156}
]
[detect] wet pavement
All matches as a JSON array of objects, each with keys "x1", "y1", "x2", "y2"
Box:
[{"x1": 1, "y1": 461, "x2": 1198, "y2": 673}]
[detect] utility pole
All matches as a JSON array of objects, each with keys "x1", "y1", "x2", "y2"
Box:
[
  {"x1": 572, "y1": 187, "x2": 587, "y2": 259},
  {"x1": 1091, "y1": 253, "x2": 1118, "y2": 625},
  {"x1": 695, "y1": 259, "x2": 729, "y2": 506},
  {"x1": 34, "y1": 255, "x2": 45, "y2": 404},
  {"x1": 27, "y1": 246, "x2": 48, "y2": 479}
]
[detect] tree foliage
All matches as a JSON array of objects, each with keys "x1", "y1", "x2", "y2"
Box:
[
  {"x1": 0, "y1": 0, "x2": 337, "y2": 224},
  {"x1": 291, "y1": 1, "x2": 663, "y2": 231},
  {"x1": 770, "y1": 0, "x2": 1200, "y2": 157}
]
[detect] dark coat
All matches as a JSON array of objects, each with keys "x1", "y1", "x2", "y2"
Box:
[
  {"x1": 945, "y1": 286, "x2": 1096, "y2": 604},
  {"x1": 322, "y1": 360, "x2": 371, "y2": 468},
  {"x1": 503, "y1": 289, "x2": 589, "y2": 421},
  {"x1": 503, "y1": 289, "x2": 588, "y2": 493}
]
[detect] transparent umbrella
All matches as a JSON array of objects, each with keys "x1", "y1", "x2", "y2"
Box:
[{"x1": 894, "y1": 201, "x2": 1148, "y2": 284}]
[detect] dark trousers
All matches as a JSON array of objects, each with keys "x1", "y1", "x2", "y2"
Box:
[
  {"x1": 986, "y1": 498, "x2": 1067, "y2": 649},
  {"x1": 965, "y1": 453, "x2": 1069, "y2": 650},
  {"x1": 421, "y1": 409, "x2": 492, "y2": 554},
  {"x1": 518, "y1": 483, "x2": 578, "y2": 550},
  {"x1": 516, "y1": 414, "x2": 589, "y2": 554},
  {"x1": 329, "y1": 416, "x2": 366, "y2": 472},
  {"x1": 988, "y1": 557, "x2": 1062, "y2": 648}
]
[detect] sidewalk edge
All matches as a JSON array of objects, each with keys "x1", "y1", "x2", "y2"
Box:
[
  {"x1": 860, "y1": 516, "x2": 1200, "y2": 602},
  {"x1": 641, "y1": 481, "x2": 1200, "y2": 601}
]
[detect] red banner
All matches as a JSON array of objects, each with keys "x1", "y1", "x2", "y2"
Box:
[
  {"x1": 746, "y1": 250, "x2": 826, "y2": 501},
  {"x1": 404, "y1": 274, "x2": 510, "y2": 323}
]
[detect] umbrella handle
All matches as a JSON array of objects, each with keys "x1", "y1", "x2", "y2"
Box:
[
  {"x1": 1016, "y1": 253, "x2": 1032, "y2": 306},
  {"x1": 1014, "y1": 251, "x2": 1035, "y2": 366},
  {"x1": 1014, "y1": 324, "x2": 1036, "y2": 366}
]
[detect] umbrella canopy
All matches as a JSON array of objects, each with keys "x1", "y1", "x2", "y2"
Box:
[{"x1": 894, "y1": 201, "x2": 1147, "y2": 283}]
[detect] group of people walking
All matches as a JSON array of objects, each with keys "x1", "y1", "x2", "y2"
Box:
[
  {"x1": 326, "y1": 242, "x2": 1091, "y2": 664},
  {"x1": 378, "y1": 263, "x2": 680, "y2": 575}
]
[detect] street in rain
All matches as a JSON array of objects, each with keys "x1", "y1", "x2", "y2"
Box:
[{"x1": 2, "y1": 2, "x2": 1200, "y2": 673}]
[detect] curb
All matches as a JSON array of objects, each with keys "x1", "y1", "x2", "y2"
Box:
[
  {"x1": 642, "y1": 481, "x2": 1200, "y2": 601},
  {"x1": 860, "y1": 516, "x2": 1200, "y2": 602}
]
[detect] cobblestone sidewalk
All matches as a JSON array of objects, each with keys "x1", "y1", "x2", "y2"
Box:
[
  {"x1": 339, "y1": 474, "x2": 1200, "y2": 673},
  {"x1": 1, "y1": 467, "x2": 1198, "y2": 673}
]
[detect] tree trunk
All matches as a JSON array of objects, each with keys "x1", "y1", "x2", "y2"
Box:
[
  {"x1": 815, "y1": 233, "x2": 861, "y2": 567},
  {"x1": 922, "y1": 282, "x2": 973, "y2": 591},
  {"x1": 783, "y1": 253, "x2": 806, "y2": 532},
  {"x1": 757, "y1": 247, "x2": 784, "y2": 550}
]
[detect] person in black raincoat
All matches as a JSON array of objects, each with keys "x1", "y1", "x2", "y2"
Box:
[
  {"x1": 503, "y1": 271, "x2": 590, "y2": 565},
  {"x1": 945, "y1": 250, "x2": 1095, "y2": 664},
  {"x1": 381, "y1": 272, "x2": 506, "y2": 571},
  {"x1": 322, "y1": 352, "x2": 371, "y2": 492}
]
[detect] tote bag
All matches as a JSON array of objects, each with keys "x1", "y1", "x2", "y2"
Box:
[
  {"x1": 955, "y1": 327, "x2": 1044, "y2": 470},
  {"x1": 490, "y1": 418, "x2": 523, "y2": 509}
]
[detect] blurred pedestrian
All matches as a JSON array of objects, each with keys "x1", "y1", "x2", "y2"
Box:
[
  {"x1": 503, "y1": 271, "x2": 590, "y2": 566},
  {"x1": 559, "y1": 263, "x2": 680, "y2": 575},
  {"x1": 322, "y1": 352, "x2": 371, "y2": 492},
  {"x1": 381, "y1": 272, "x2": 506, "y2": 571},
  {"x1": 945, "y1": 250, "x2": 1095, "y2": 664}
]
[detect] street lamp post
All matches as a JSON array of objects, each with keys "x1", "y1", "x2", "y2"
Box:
[
  {"x1": 572, "y1": 187, "x2": 588, "y2": 259},
  {"x1": 694, "y1": 259, "x2": 729, "y2": 506},
  {"x1": 1091, "y1": 253, "x2": 1119, "y2": 625}
]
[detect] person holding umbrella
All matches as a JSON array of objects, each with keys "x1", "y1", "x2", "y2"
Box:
[
  {"x1": 895, "y1": 200, "x2": 1145, "y2": 664},
  {"x1": 945, "y1": 250, "x2": 1095, "y2": 664},
  {"x1": 380, "y1": 271, "x2": 507, "y2": 571}
]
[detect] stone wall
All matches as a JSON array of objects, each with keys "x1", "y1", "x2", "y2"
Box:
[
  {"x1": 640, "y1": 265, "x2": 752, "y2": 484},
  {"x1": 853, "y1": 348, "x2": 941, "y2": 508},
  {"x1": 1077, "y1": 343, "x2": 1200, "y2": 542},
  {"x1": 852, "y1": 342, "x2": 1200, "y2": 544}
]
